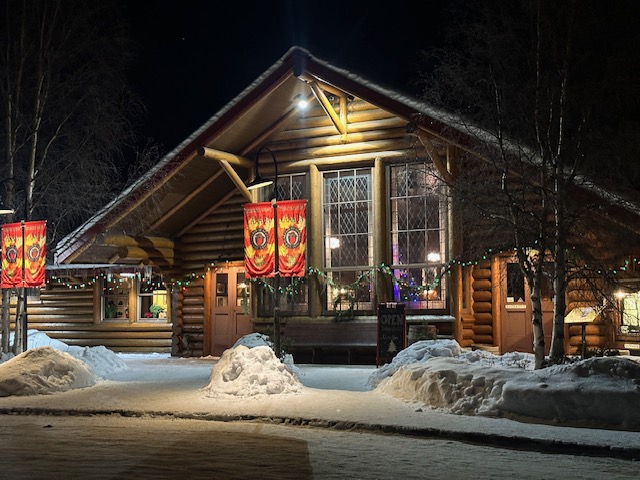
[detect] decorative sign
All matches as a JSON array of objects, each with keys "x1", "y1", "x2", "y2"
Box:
[
  {"x1": 243, "y1": 200, "x2": 307, "y2": 278},
  {"x1": 505, "y1": 304, "x2": 527, "y2": 310},
  {"x1": 243, "y1": 202, "x2": 275, "y2": 278},
  {"x1": 276, "y1": 200, "x2": 307, "y2": 277},
  {"x1": 564, "y1": 306, "x2": 601, "y2": 324},
  {"x1": 1, "y1": 220, "x2": 47, "y2": 288},
  {"x1": 377, "y1": 303, "x2": 406, "y2": 366}
]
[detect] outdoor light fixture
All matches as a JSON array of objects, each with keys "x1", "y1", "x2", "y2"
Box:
[
  {"x1": 246, "y1": 146, "x2": 278, "y2": 200},
  {"x1": 293, "y1": 94, "x2": 309, "y2": 110}
]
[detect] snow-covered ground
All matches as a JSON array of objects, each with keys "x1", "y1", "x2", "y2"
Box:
[{"x1": 1, "y1": 330, "x2": 639, "y2": 442}]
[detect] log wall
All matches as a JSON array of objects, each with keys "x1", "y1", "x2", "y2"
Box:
[
  {"x1": 9, "y1": 285, "x2": 172, "y2": 352},
  {"x1": 175, "y1": 277, "x2": 206, "y2": 357},
  {"x1": 565, "y1": 278, "x2": 610, "y2": 354},
  {"x1": 470, "y1": 262, "x2": 495, "y2": 346}
]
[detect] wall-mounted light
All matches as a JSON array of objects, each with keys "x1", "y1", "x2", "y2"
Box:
[
  {"x1": 246, "y1": 147, "x2": 278, "y2": 200},
  {"x1": 293, "y1": 94, "x2": 309, "y2": 110}
]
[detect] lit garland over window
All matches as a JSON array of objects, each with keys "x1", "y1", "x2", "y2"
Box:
[{"x1": 42, "y1": 255, "x2": 640, "y2": 290}]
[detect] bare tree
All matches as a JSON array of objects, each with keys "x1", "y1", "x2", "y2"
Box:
[
  {"x1": 420, "y1": 0, "x2": 640, "y2": 367},
  {"x1": 0, "y1": 0, "x2": 144, "y2": 353}
]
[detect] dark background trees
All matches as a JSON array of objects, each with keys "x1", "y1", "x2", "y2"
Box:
[
  {"x1": 0, "y1": 0, "x2": 152, "y2": 353},
  {"x1": 0, "y1": 0, "x2": 146, "y2": 250},
  {"x1": 419, "y1": 0, "x2": 640, "y2": 366}
]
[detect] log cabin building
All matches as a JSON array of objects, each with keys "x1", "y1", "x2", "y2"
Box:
[{"x1": 15, "y1": 46, "x2": 639, "y2": 361}]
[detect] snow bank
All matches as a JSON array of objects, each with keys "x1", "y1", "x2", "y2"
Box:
[
  {"x1": 372, "y1": 339, "x2": 640, "y2": 429},
  {"x1": 0, "y1": 347, "x2": 99, "y2": 396},
  {"x1": 202, "y1": 345, "x2": 303, "y2": 397}
]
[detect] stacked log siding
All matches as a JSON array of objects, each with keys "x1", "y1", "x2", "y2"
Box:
[
  {"x1": 12, "y1": 285, "x2": 172, "y2": 352},
  {"x1": 565, "y1": 278, "x2": 610, "y2": 354},
  {"x1": 471, "y1": 263, "x2": 494, "y2": 346}
]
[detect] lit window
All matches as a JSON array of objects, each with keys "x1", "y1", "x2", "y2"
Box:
[
  {"x1": 139, "y1": 274, "x2": 167, "y2": 320},
  {"x1": 390, "y1": 161, "x2": 446, "y2": 310},
  {"x1": 323, "y1": 168, "x2": 373, "y2": 311},
  {"x1": 103, "y1": 274, "x2": 131, "y2": 321},
  {"x1": 619, "y1": 290, "x2": 640, "y2": 335}
]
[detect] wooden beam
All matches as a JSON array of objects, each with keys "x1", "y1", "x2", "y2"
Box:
[
  {"x1": 98, "y1": 235, "x2": 175, "y2": 249},
  {"x1": 196, "y1": 147, "x2": 253, "y2": 202},
  {"x1": 416, "y1": 132, "x2": 455, "y2": 184},
  {"x1": 297, "y1": 72, "x2": 349, "y2": 98},
  {"x1": 218, "y1": 159, "x2": 253, "y2": 203},
  {"x1": 196, "y1": 147, "x2": 253, "y2": 168},
  {"x1": 308, "y1": 81, "x2": 347, "y2": 136}
]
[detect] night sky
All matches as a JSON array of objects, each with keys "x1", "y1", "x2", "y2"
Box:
[{"x1": 127, "y1": 1, "x2": 446, "y2": 152}]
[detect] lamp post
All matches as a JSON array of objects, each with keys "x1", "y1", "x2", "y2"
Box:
[{"x1": 246, "y1": 147, "x2": 282, "y2": 357}]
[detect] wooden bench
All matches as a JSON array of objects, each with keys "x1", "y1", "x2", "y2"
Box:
[{"x1": 282, "y1": 322, "x2": 377, "y2": 364}]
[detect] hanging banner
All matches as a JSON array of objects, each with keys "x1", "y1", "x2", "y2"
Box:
[
  {"x1": 23, "y1": 220, "x2": 47, "y2": 288},
  {"x1": 277, "y1": 200, "x2": 307, "y2": 277},
  {"x1": 1, "y1": 222, "x2": 23, "y2": 288},
  {"x1": 244, "y1": 202, "x2": 276, "y2": 278}
]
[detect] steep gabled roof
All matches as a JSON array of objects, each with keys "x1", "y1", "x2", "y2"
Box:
[
  {"x1": 53, "y1": 46, "x2": 477, "y2": 265},
  {"x1": 54, "y1": 46, "x2": 640, "y2": 266}
]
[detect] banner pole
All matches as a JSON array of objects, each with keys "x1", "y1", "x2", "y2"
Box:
[{"x1": 20, "y1": 220, "x2": 27, "y2": 352}]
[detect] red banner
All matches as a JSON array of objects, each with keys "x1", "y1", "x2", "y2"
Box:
[
  {"x1": 23, "y1": 220, "x2": 46, "y2": 287},
  {"x1": 1, "y1": 220, "x2": 47, "y2": 288},
  {"x1": 277, "y1": 200, "x2": 307, "y2": 277},
  {"x1": 1, "y1": 222, "x2": 23, "y2": 288},
  {"x1": 244, "y1": 202, "x2": 276, "y2": 278}
]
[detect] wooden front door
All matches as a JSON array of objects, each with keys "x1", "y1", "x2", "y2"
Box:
[
  {"x1": 500, "y1": 260, "x2": 553, "y2": 354},
  {"x1": 208, "y1": 267, "x2": 253, "y2": 356}
]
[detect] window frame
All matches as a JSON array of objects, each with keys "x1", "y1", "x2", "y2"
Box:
[
  {"x1": 388, "y1": 159, "x2": 448, "y2": 312},
  {"x1": 321, "y1": 167, "x2": 374, "y2": 313}
]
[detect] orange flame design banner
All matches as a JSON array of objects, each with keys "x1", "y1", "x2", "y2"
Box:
[
  {"x1": 23, "y1": 220, "x2": 47, "y2": 287},
  {"x1": 244, "y1": 202, "x2": 275, "y2": 278},
  {"x1": 1, "y1": 222, "x2": 23, "y2": 288},
  {"x1": 277, "y1": 200, "x2": 307, "y2": 277},
  {"x1": 1, "y1": 220, "x2": 46, "y2": 288}
]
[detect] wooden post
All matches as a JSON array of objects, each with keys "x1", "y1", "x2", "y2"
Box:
[
  {"x1": 308, "y1": 165, "x2": 323, "y2": 318},
  {"x1": 373, "y1": 157, "x2": 392, "y2": 302}
]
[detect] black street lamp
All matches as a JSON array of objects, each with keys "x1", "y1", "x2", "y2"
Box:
[{"x1": 246, "y1": 147, "x2": 283, "y2": 357}]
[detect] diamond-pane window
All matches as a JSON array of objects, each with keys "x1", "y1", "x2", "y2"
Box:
[
  {"x1": 390, "y1": 161, "x2": 446, "y2": 310},
  {"x1": 259, "y1": 173, "x2": 307, "y2": 201},
  {"x1": 323, "y1": 169, "x2": 373, "y2": 311}
]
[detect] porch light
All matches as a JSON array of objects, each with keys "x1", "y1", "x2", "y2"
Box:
[
  {"x1": 294, "y1": 94, "x2": 309, "y2": 110},
  {"x1": 246, "y1": 147, "x2": 278, "y2": 200}
]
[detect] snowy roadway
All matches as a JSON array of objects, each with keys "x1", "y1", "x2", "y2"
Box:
[{"x1": 0, "y1": 414, "x2": 638, "y2": 479}]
